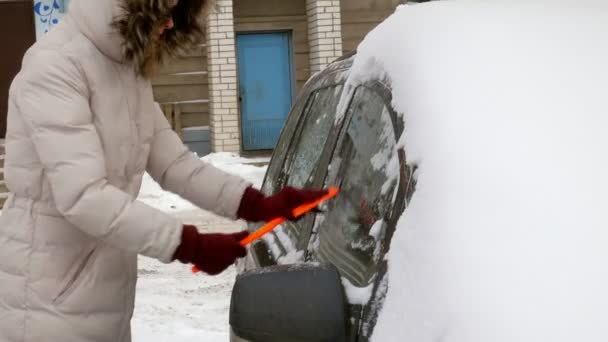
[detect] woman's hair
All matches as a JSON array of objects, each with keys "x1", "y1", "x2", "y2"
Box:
[{"x1": 113, "y1": 0, "x2": 216, "y2": 76}]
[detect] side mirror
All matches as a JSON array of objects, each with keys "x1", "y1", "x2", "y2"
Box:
[{"x1": 230, "y1": 263, "x2": 347, "y2": 342}]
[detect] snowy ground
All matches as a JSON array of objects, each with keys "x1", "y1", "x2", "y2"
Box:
[
  {"x1": 137, "y1": 152, "x2": 268, "y2": 213},
  {"x1": 133, "y1": 152, "x2": 268, "y2": 342}
]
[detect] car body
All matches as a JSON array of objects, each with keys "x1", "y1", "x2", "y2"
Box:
[{"x1": 230, "y1": 1, "x2": 608, "y2": 342}]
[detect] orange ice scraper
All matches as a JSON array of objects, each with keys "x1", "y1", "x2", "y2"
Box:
[{"x1": 192, "y1": 186, "x2": 340, "y2": 273}]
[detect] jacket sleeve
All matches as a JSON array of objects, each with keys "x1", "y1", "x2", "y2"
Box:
[
  {"x1": 16, "y1": 50, "x2": 182, "y2": 263},
  {"x1": 146, "y1": 104, "x2": 251, "y2": 219}
]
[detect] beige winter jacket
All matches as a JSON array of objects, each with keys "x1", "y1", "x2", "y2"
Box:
[{"x1": 0, "y1": 0, "x2": 250, "y2": 341}]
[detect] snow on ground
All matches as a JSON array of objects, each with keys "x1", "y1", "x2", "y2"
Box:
[
  {"x1": 132, "y1": 242, "x2": 239, "y2": 342},
  {"x1": 343, "y1": 1, "x2": 608, "y2": 341},
  {"x1": 133, "y1": 152, "x2": 268, "y2": 342}
]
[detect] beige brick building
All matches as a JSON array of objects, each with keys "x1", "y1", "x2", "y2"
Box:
[
  {"x1": 0, "y1": 0, "x2": 408, "y2": 205},
  {"x1": 154, "y1": 0, "x2": 406, "y2": 155}
]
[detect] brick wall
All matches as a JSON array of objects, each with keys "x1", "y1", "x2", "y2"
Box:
[
  {"x1": 206, "y1": 0, "x2": 241, "y2": 153},
  {"x1": 207, "y1": 0, "x2": 346, "y2": 153},
  {"x1": 306, "y1": 0, "x2": 343, "y2": 75}
]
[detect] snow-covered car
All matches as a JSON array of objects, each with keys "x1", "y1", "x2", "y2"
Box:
[
  {"x1": 230, "y1": 1, "x2": 608, "y2": 342},
  {"x1": 230, "y1": 49, "x2": 405, "y2": 342}
]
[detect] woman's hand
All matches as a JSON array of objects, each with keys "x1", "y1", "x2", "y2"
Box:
[
  {"x1": 237, "y1": 186, "x2": 329, "y2": 222},
  {"x1": 173, "y1": 225, "x2": 249, "y2": 275}
]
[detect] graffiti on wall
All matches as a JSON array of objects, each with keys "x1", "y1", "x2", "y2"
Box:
[{"x1": 33, "y1": 0, "x2": 70, "y2": 38}]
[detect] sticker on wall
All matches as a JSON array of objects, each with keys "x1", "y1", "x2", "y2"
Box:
[{"x1": 33, "y1": 0, "x2": 70, "y2": 39}]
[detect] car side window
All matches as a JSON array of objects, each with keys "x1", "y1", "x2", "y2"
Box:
[
  {"x1": 258, "y1": 85, "x2": 344, "y2": 264},
  {"x1": 250, "y1": 91, "x2": 315, "y2": 268},
  {"x1": 308, "y1": 86, "x2": 403, "y2": 287},
  {"x1": 260, "y1": 92, "x2": 312, "y2": 196},
  {"x1": 282, "y1": 85, "x2": 344, "y2": 188}
]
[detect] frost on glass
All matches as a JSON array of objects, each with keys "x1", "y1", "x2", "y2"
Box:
[
  {"x1": 311, "y1": 87, "x2": 398, "y2": 289},
  {"x1": 260, "y1": 92, "x2": 311, "y2": 196},
  {"x1": 262, "y1": 85, "x2": 344, "y2": 263},
  {"x1": 285, "y1": 85, "x2": 344, "y2": 188}
]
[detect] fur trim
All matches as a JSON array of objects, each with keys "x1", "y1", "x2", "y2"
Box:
[{"x1": 112, "y1": 0, "x2": 215, "y2": 76}]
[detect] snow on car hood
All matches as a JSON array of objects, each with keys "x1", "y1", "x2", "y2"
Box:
[{"x1": 341, "y1": 1, "x2": 608, "y2": 341}]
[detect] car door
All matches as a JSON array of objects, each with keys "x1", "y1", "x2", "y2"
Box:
[
  {"x1": 307, "y1": 82, "x2": 416, "y2": 341},
  {"x1": 248, "y1": 68, "x2": 349, "y2": 268}
]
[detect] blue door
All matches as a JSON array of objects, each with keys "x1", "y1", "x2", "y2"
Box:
[{"x1": 237, "y1": 33, "x2": 293, "y2": 151}]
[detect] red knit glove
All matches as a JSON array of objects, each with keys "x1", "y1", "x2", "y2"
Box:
[
  {"x1": 237, "y1": 186, "x2": 328, "y2": 222},
  {"x1": 173, "y1": 225, "x2": 249, "y2": 275}
]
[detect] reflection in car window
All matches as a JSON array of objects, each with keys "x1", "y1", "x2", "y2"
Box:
[
  {"x1": 260, "y1": 93, "x2": 311, "y2": 196},
  {"x1": 284, "y1": 85, "x2": 344, "y2": 188},
  {"x1": 310, "y1": 87, "x2": 399, "y2": 287},
  {"x1": 262, "y1": 85, "x2": 344, "y2": 264},
  {"x1": 252, "y1": 91, "x2": 314, "y2": 268}
]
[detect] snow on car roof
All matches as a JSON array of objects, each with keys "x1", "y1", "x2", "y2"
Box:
[{"x1": 340, "y1": 1, "x2": 608, "y2": 341}]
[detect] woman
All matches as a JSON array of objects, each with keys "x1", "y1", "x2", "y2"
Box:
[{"x1": 0, "y1": 0, "x2": 325, "y2": 341}]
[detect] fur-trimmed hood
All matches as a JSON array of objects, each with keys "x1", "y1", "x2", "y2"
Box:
[{"x1": 68, "y1": 0, "x2": 214, "y2": 76}]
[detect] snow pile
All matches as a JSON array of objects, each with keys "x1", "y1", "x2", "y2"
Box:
[
  {"x1": 132, "y1": 257, "x2": 239, "y2": 342},
  {"x1": 343, "y1": 1, "x2": 608, "y2": 341},
  {"x1": 261, "y1": 224, "x2": 306, "y2": 265},
  {"x1": 342, "y1": 277, "x2": 374, "y2": 305},
  {"x1": 201, "y1": 152, "x2": 269, "y2": 188},
  {"x1": 138, "y1": 152, "x2": 268, "y2": 213}
]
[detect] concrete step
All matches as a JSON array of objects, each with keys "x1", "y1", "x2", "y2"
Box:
[{"x1": 0, "y1": 180, "x2": 8, "y2": 193}]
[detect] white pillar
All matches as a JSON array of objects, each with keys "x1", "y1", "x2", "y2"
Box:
[
  {"x1": 206, "y1": 0, "x2": 240, "y2": 153},
  {"x1": 306, "y1": 0, "x2": 343, "y2": 74}
]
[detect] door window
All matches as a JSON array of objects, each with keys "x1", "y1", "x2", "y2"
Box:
[
  {"x1": 283, "y1": 85, "x2": 344, "y2": 188},
  {"x1": 260, "y1": 92, "x2": 311, "y2": 196},
  {"x1": 260, "y1": 85, "x2": 344, "y2": 263},
  {"x1": 309, "y1": 86, "x2": 406, "y2": 287}
]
